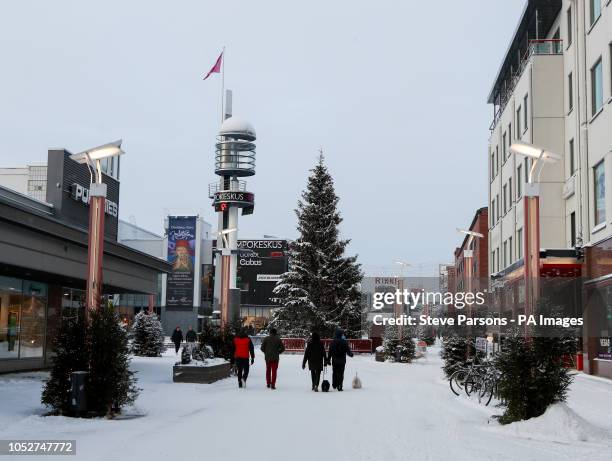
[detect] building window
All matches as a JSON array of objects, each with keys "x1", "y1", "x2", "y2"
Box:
[
  {"x1": 502, "y1": 132, "x2": 507, "y2": 161},
  {"x1": 491, "y1": 151, "x2": 495, "y2": 179},
  {"x1": 517, "y1": 228, "x2": 523, "y2": 260},
  {"x1": 569, "y1": 139, "x2": 575, "y2": 175},
  {"x1": 503, "y1": 184, "x2": 508, "y2": 214},
  {"x1": 590, "y1": 0, "x2": 601, "y2": 26},
  {"x1": 496, "y1": 194, "x2": 500, "y2": 221},
  {"x1": 568, "y1": 72, "x2": 573, "y2": 112},
  {"x1": 570, "y1": 212, "x2": 576, "y2": 247},
  {"x1": 508, "y1": 122, "x2": 512, "y2": 143},
  {"x1": 509, "y1": 236, "x2": 513, "y2": 263},
  {"x1": 496, "y1": 249, "x2": 500, "y2": 273},
  {"x1": 594, "y1": 160, "x2": 605, "y2": 226},
  {"x1": 496, "y1": 146, "x2": 499, "y2": 173},
  {"x1": 567, "y1": 6, "x2": 572, "y2": 46},
  {"x1": 591, "y1": 58, "x2": 603, "y2": 116},
  {"x1": 523, "y1": 94, "x2": 528, "y2": 131},
  {"x1": 524, "y1": 157, "x2": 529, "y2": 183},
  {"x1": 503, "y1": 240, "x2": 508, "y2": 267},
  {"x1": 517, "y1": 165, "x2": 522, "y2": 198},
  {"x1": 516, "y1": 106, "x2": 522, "y2": 137},
  {"x1": 491, "y1": 200, "x2": 495, "y2": 226},
  {"x1": 509, "y1": 177, "x2": 513, "y2": 205}
]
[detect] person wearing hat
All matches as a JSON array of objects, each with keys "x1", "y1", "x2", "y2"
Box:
[{"x1": 172, "y1": 240, "x2": 193, "y2": 272}]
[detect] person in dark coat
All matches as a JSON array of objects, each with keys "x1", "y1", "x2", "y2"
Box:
[
  {"x1": 260, "y1": 328, "x2": 285, "y2": 389},
  {"x1": 302, "y1": 331, "x2": 326, "y2": 391},
  {"x1": 171, "y1": 326, "x2": 183, "y2": 354},
  {"x1": 327, "y1": 329, "x2": 353, "y2": 391},
  {"x1": 231, "y1": 328, "x2": 255, "y2": 388},
  {"x1": 185, "y1": 325, "x2": 197, "y2": 343}
]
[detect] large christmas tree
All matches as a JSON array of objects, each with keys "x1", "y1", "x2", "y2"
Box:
[{"x1": 272, "y1": 154, "x2": 363, "y2": 338}]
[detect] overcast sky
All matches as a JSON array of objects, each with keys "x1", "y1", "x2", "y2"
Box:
[{"x1": 0, "y1": 0, "x2": 525, "y2": 275}]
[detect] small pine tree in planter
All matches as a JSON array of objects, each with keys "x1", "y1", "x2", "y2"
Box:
[
  {"x1": 440, "y1": 335, "x2": 469, "y2": 379},
  {"x1": 131, "y1": 310, "x2": 166, "y2": 357},
  {"x1": 87, "y1": 303, "x2": 139, "y2": 417},
  {"x1": 382, "y1": 324, "x2": 415, "y2": 362},
  {"x1": 494, "y1": 301, "x2": 579, "y2": 425},
  {"x1": 397, "y1": 334, "x2": 416, "y2": 363},
  {"x1": 41, "y1": 316, "x2": 87, "y2": 415}
]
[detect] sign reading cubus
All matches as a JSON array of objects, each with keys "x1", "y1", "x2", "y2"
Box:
[
  {"x1": 212, "y1": 191, "x2": 254, "y2": 215},
  {"x1": 166, "y1": 216, "x2": 197, "y2": 309}
]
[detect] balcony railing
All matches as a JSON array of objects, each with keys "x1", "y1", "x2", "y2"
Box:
[
  {"x1": 490, "y1": 39, "x2": 563, "y2": 130},
  {"x1": 208, "y1": 180, "x2": 248, "y2": 199}
]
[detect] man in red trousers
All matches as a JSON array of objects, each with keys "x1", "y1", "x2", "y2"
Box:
[{"x1": 260, "y1": 328, "x2": 285, "y2": 389}]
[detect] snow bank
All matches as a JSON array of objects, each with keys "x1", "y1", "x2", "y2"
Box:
[
  {"x1": 493, "y1": 403, "x2": 611, "y2": 443},
  {"x1": 175, "y1": 357, "x2": 227, "y2": 367}
]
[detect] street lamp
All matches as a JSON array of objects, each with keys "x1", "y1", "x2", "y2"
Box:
[
  {"x1": 509, "y1": 141, "x2": 560, "y2": 330},
  {"x1": 69, "y1": 140, "x2": 124, "y2": 320},
  {"x1": 394, "y1": 261, "x2": 410, "y2": 339}
]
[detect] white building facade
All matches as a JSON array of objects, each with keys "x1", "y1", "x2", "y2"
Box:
[{"x1": 488, "y1": 0, "x2": 612, "y2": 378}]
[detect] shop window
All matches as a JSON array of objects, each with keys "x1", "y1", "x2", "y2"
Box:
[{"x1": 0, "y1": 277, "x2": 46, "y2": 359}]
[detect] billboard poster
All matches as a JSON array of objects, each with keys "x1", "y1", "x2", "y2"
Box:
[
  {"x1": 236, "y1": 240, "x2": 288, "y2": 306},
  {"x1": 166, "y1": 216, "x2": 197, "y2": 309}
]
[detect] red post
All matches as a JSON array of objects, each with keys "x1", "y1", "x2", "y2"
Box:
[
  {"x1": 85, "y1": 183, "x2": 107, "y2": 322},
  {"x1": 220, "y1": 251, "x2": 231, "y2": 330},
  {"x1": 523, "y1": 185, "x2": 540, "y2": 338}
]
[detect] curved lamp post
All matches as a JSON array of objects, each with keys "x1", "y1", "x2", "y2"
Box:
[
  {"x1": 70, "y1": 140, "x2": 124, "y2": 320},
  {"x1": 509, "y1": 141, "x2": 559, "y2": 331}
]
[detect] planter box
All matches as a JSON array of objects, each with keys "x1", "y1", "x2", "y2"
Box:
[{"x1": 173, "y1": 362, "x2": 231, "y2": 384}]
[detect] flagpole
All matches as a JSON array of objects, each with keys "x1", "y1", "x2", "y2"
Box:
[{"x1": 221, "y1": 46, "x2": 225, "y2": 123}]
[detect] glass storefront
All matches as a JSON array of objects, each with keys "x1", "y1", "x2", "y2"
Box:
[{"x1": 0, "y1": 276, "x2": 47, "y2": 360}]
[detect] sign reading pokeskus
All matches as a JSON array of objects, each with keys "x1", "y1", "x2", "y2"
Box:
[{"x1": 69, "y1": 183, "x2": 119, "y2": 217}]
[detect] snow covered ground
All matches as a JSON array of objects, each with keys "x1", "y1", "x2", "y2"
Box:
[{"x1": 0, "y1": 346, "x2": 611, "y2": 461}]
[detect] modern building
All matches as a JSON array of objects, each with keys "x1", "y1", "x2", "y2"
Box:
[
  {"x1": 487, "y1": 0, "x2": 612, "y2": 378},
  {"x1": 0, "y1": 149, "x2": 170, "y2": 373}
]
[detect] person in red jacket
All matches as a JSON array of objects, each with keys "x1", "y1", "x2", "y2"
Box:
[{"x1": 232, "y1": 328, "x2": 255, "y2": 388}]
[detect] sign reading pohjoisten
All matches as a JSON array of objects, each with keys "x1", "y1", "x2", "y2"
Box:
[{"x1": 166, "y1": 216, "x2": 197, "y2": 309}]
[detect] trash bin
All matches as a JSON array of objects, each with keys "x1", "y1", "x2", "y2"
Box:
[{"x1": 70, "y1": 371, "x2": 88, "y2": 416}]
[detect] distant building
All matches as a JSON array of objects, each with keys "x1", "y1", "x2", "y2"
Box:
[{"x1": 454, "y1": 207, "x2": 489, "y2": 295}]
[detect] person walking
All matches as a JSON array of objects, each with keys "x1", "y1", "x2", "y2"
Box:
[
  {"x1": 327, "y1": 329, "x2": 353, "y2": 391},
  {"x1": 302, "y1": 331, "x2": 326, "y2": 391},
  {"x1": 171, "y1": 326, "x2": 183, "y2": 354},
  {"x1": 185, "y1": 325, "x2": 197, "y2": 343},
  {"x1": 260, "y1": 328, "x2": 285, "y2": 389},
  {"x1": 232, "y1": 328, "x2": 255, "y2": 388}
]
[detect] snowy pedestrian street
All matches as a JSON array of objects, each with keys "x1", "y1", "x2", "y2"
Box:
[{"x1": 1, "y1": 347, "x2": 611, "y2": 461}]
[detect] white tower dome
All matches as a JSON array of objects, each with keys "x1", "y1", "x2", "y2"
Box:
[{"x1": 219, "y1": 116, "x2": 256, "y2": 141}]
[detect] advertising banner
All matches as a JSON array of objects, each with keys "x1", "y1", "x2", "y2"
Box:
[{"x1": 166, "y1": 216, "x2": 197, "y2": 309}]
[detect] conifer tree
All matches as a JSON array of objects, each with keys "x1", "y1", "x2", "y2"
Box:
[
  {"x1": 440, "y1": 335, "x2": 469, "y2": 379},
  {"x1": 41, "y1": 316, "x2": 87, "y2": 415},
  {"x1": 87, "y1": 303, "x2": 139, "y2": 416},
  {"x1": 272, "y1": 154, "x2": 363, "y2": 338},
  {"x1": 131, "y1": 310, "x2": 166, "y2": 357}
]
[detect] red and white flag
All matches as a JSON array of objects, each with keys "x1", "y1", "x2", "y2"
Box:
[{"x1": 203, "y1": 51, "x2": 223, "y2": 80}]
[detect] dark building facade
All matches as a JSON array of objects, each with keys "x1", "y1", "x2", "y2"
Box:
[{"x1": 0, "y1": 149, "x2": 169, "y2": 373}]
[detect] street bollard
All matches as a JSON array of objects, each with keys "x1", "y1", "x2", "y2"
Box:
[{"x1": 70, "y1": 371, "x2": 88, "y2": 416}]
